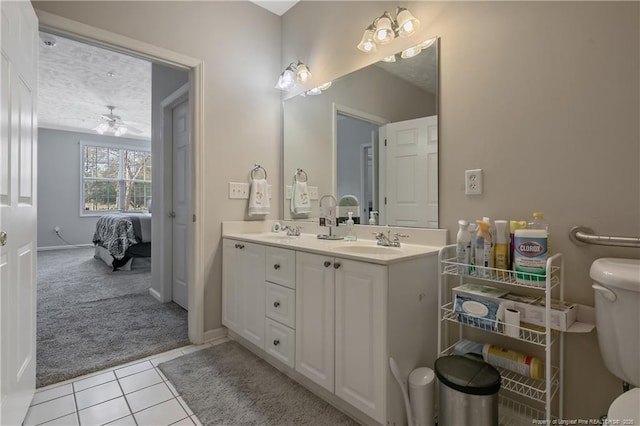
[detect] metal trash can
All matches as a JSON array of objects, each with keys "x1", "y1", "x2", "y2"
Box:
[{"x1": 435, "y1": 355, "x2": 501, "y2": 426}]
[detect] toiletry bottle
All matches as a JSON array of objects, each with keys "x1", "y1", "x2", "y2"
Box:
[
  {"x1": 468, "y1": 222, "x2": 477, "y2": 273},
  {"x1": 494, "y1": 220, "x2": 509, "y2": 277},
  {"x1": 344, "y1": 212, "x2": 357, "y2": 242},
  {"x1": 368, "y1": 211, "x2": 377, "y2": 225},
  {"x1": 475, "y1": 220, "x2": 492, "y2": 278},
  {"x1": 528, "y1": 212, "x2": 550, "y2": 254},
  {"x1": 514, "y1": 228, "x2": 548, "y2": 286},
  {"x1": 482, "y1": 344, "x2": 544, "y2": 379},
  {"x1": 483, "y1": 217, "x2": 496, "y2": 270},
  {"x1": 456, "y1": 220, "x2": 471, "y2": 274},
  {"x1": 509, "y1": 221, "x2": 528, "y2": 270}
]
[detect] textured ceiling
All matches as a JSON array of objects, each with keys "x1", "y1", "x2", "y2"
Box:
[
  {"x1": 38, "y1": 32, "x2": 151, "y2": 140},
  {"x1": 374, "y1": 40, "x2": 438, "y2": 95}
]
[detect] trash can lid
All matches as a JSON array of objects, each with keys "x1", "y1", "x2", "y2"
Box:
[{"x1": 435, "y1": 355, "x2": 501, "y2": 396}]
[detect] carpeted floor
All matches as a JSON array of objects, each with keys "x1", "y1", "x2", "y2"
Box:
[
  {"x1": 37, "y1": 247, "x2": 189, "y2": 388},
  {"x1": 158, "y1": 340, "x2": 359, "y2": 425}
]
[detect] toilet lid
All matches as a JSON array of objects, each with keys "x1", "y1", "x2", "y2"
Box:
[{"x1": 608, "y1": 388, "x2": 640, "y2": 422}]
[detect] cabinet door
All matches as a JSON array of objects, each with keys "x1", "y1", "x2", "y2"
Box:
[
  {"x1": 239, "y1": 242, "x2": 266, "y2": 348},
  {"x1": 265, "y1": 246, "x2": 296, "y2": 289},
  {"x1": 295, "y1": 252, "x2": 335, "y2": 392},
  {"x1": 222, "y1": 239, "x2": 242, "y2": 333},
  {"x1": 335, "y1": 259, "x2": 387, "y2": 423}
]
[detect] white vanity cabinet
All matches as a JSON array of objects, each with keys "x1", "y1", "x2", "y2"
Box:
[
  {"x1": 222, "y1": 234, "x2": 440, "y2": 426},
  {"x1": 296, "y1": 251, "x2": 388, "y2": 423},
  {"x1": 222, "y1": 239, "x2": 266, "y2": 349}
]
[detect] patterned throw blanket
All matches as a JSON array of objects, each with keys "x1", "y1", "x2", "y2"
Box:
[{"x1": 92, "y1": 214, "x2": 139, "y2": 260}]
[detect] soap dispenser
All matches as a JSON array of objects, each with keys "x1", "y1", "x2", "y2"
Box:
[{"x1": 345, "y1": 212, "x2": 357, "y2": 242}]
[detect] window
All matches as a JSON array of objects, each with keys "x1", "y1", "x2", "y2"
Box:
[{"x1": 81, "y1": 143, "x2": 152, "y2": 214}]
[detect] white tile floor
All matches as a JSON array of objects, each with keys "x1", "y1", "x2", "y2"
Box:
[{"x1": 25, "y1": 341, "x2": 226, "y2": 426}]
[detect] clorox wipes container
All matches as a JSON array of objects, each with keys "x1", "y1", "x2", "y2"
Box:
[{"x1": 513, "y1": 229, "x2": 548, "y2": 286}]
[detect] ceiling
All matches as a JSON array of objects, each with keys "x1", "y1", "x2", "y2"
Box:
[
  {"x1": 38, "y1": 32, "x2": 152, "y2": 140},
  {"x1": 250, "y1": 0, "x2": 299, "y2": 16},
  {"x1": 374, "y1": 43, "x2": 438, "y2": 95}
]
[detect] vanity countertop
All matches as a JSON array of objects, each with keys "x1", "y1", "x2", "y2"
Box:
[{"x1": 222, "y1": 232, "x2": 441, "y2": 265}]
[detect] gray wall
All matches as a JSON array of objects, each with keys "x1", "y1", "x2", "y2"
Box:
[
  {"x1": 150, "y1": 63, "x2": 189, "y2": 301},
  {"x1": 33, "y1": 1, "x2": 283, "y2": 334},
  {"x1": 282, "y1": 1, "x2": 639, "y2": 419},
  {"x1": 37, "y1": 128, "x2": 150, "y2": 248}
]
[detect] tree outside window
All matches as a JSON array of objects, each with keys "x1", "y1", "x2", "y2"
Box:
[{"x1": 81, "y1": 143, "x2": 151, "y2": 214}]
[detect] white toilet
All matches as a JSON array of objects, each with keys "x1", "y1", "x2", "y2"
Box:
[{"x1": 590, "y1": 258, "x2": 640, "y2": 422}]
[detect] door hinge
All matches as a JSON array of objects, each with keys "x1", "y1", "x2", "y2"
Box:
[{"x1": 193, "y1": 214, "x2": 197, "y2": 223}]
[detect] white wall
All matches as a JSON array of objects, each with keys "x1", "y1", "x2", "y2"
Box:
[
  {"x1": 282, "y1": 1, "x2": 639, "y2": 419},
  {"x1": 33, "y1": 1, "x2": 282, "y2": 333},
  {"x1": 37, "y1": 128, "x2": 150, "y2": 248}
]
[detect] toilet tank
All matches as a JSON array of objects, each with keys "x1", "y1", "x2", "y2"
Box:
[{"x1": 590, "y1": 258, "x2": 640, "y2": 386}]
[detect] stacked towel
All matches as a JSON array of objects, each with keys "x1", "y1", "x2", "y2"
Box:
[
  {"x1": 290, "y1": 180, "x2": 311, "y2": 215},
  {"x1": 248, "y1": 178, "x2": 270, "y2": 216}
]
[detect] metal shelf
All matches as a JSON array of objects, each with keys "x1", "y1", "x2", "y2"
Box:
[
  {"x1": 499, "y1": 395, "x2": 556, "y2": 426},
  {"x1": 440, "y1": 302, "x2": 558, "y2": 347},
  {"x1": 441, "y1": 255, "x2": 560, "y2": 291}
]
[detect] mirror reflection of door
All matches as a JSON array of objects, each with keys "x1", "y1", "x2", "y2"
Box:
[
  {"x1": 383, "y1": 115, "x2": 438, "y2": 228},
  {"x1": 336, "y1": 113, "x2": 380, "y2": 222}
]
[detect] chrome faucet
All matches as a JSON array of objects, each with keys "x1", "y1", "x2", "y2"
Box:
[
  {"x1": 373, "y1": 230, "x2": 409, "y2": 247},
  {"x1": 282, "y1": 225, "x2": 302, "y2": 236}
]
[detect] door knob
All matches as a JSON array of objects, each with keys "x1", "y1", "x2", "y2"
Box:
[
  {"x1": 0, "y1": 231, "x2": 6, "y2": 246},
  {"x1": 323, "y1": 261, "x2": 331, "y2": 267}
]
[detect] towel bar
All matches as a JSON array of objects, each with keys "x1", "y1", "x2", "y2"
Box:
[
  {"x1": 294, "y1": 168, "x2": 308, "y2": 182},
  {"x1": 569, "y1": 226, "x2": 640, "y2": 248},
  {"x1": 251, "y1": 164, "x2": 267, "y2": 180}
]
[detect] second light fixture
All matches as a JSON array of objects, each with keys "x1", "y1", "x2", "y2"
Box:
[
  {"x1": 275, "y1": 61, "x2": 313, "y2": 91},
  {"x1": 357, "y1": 7, "x2": 420, "y2": 53}
]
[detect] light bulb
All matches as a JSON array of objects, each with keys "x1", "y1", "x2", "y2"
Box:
[
  {"x1": 373, "y1": 14, "x2": 394, "y2": 44},
  {"x1": 401, "y1": 46, "x2": 421, "y2": 59},
  {"x1": 382, "y1": 55, "x2": 396, "y2": 63},
  {"x1": 305, "y1": 87, "x2": 322, "y2": 96},
  {"x1": 296, "y1": 62, "x2": 312, "y2": 83},
  {"x1": 317, "y1": 81, "x2": 332, "y2": 90},
  {"x1": 357, "y1": 26, "x2": 377, "y2": 53},
  {"x1": 396, "y1": 8, "x2": 420, "y2": 38}
]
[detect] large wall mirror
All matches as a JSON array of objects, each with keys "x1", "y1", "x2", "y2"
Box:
[{"x1": 283, "y1": 37, "x2": 439, "y2": 228}]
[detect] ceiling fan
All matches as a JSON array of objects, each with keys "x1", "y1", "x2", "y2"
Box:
[{"x1": 94, "y1": 105, "x2": 143, "y2": 137}]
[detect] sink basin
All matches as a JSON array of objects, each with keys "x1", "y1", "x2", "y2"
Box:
[{"x1": 333, "y1": 244, "x2": 401, "y2": 255}]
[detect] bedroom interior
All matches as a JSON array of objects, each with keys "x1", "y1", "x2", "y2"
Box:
[{"x1": 36, "y1": 31, "x2": 191, "y2": 387}]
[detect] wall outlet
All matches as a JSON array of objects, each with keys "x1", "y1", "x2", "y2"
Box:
[
  {"x1": 465, "y1": 169, "x2": 483, "y2": 195},
  {"x1": 229, "y1": 182, "x2": 250, "y2": 199}
]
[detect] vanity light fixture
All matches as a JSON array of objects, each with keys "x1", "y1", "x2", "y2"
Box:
[
  {"x1": 357, "y1": 7, "x2": 421, "y2": 53},
  {"x1": 382, "y1": 54, "x2": 397, "y2": 63},
  {"x1": 275, "y1": 61, "x2": 313, "y2": 91},
  {"x1": 302, "y1": 81, "x2": 332, "y2": 96}
]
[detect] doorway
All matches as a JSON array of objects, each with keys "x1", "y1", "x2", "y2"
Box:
[{"x1": 34, "y1": 25, "x2": 201, "y2": 386}]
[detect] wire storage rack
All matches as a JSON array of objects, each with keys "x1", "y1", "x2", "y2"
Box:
[{"x1": 437, "y1": 244, "x2": 565, "y2": 425}]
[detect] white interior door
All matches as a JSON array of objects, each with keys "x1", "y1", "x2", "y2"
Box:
[
  {"x1": 0, "y1": 2, "x2": 38, "y2": 424},
  {"x1": 384, "y1": 116, "x2": 438, "y2": 227},
  {"x1": 171, "y1": 98, "x2": 190, "y2": 310}
]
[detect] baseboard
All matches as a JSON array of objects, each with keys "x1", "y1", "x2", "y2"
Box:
[
  {"x1": 203, "y1": 327, "x2": 227, "y2": 343},
  {"x1": 38, "y1": 244, "x2": 93, "y2": 251},
  {"x1": 148, "y1": 288, "x2": 162, "y2": 302}
]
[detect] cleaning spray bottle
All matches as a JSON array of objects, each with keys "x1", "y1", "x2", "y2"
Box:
[
  {"x1": 456, "y1": 220, "x2": 471, "y2": 274},
  {"x1": 475, "y1": 220, "x2": 492, "y2": 278},
  {"x1": 494, "y1": 220, "x2": 509, "y2": 277}
]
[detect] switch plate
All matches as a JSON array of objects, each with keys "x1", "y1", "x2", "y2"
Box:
[
  {"x1": 229, "y1": 182, "x2": 249, "y2": 199},
  {"x1": 465, "y1": 169, "x2": 483, "y2": 195},
  {"x1": 285, "y1": 185, "x2": 292, "y2": 200},
  {"x1": 308, "y1": 186, "x2": 319, "y2": 200}
]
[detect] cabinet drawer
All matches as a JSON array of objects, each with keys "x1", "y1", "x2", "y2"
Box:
[
  {"x1": 265, "y1": 318, "x2": 295, "y2": 368},
  {"x1": 265, "y1": 247, "x2": 295, "y2": 289},
  {"x1": 265, "y1": 282, "x2": 295, "y2": 328}
]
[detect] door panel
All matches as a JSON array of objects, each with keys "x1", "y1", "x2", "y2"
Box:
[
  {"x1": 385, "y1": 116, "x2": 438, "y2": 227},
  {"x1": 171, "y1": 99, "x2": 190, "y2": 310},
  {"x1": 0, "y1": 2, "x2": 38, "y2": 424},
  {"x1": 295, "y1": 252, "x2": 334, "y2": 392}
]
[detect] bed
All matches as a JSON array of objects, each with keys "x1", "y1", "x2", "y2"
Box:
[{"x1": 92, "y1": 213, "x2": 152, "y2": 271}]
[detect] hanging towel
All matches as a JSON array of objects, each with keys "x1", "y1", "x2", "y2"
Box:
[
  {"x1": 290, "y1": 180, "x2": 311, "y2": 215},
  {"x1": 248, "y1": 178, "x2": 270, "y2": 216}
]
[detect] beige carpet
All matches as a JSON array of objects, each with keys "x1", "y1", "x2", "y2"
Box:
[{"x1": 159, "y1": 340, "x2": 359, "y2": 425}]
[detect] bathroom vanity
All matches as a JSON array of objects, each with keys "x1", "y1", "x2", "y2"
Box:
[{"x1": 221, "y1": 221, "x2": 446, "y2": 425}]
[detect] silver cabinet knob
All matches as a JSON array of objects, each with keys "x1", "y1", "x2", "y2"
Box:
[
  {"x1": 323, "y1": 261, "x2": 331, "y2": 267},
  {"x1": 235, "y1": 243, "x2": 245, "y2": 249},
  {"x1": 273, "y1": 301, "x2": 280, "y2": 308},
  {"x1": 333, "y1": 262, "x2": 341, "y2": 269},
  {"x1": 274, "y1": 264, "x2": 280, "y2": 270},
  {"x1": 273, "y1": 339, "x2": 280, "y2": 346},
  {"x1": 0, "y1": 231, "x2": 6, "y2": 246}
]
